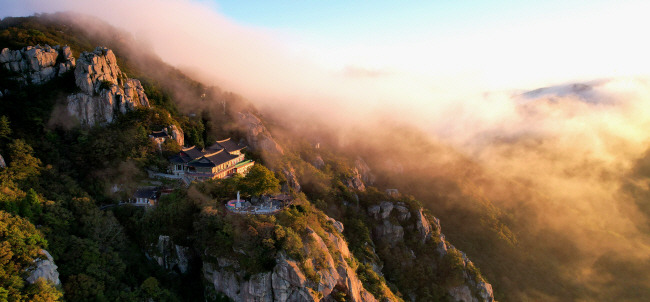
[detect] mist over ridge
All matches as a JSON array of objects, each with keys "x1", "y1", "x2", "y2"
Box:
[{"x1": 3, "y1": 1, "x2": 650, "y2": 301}]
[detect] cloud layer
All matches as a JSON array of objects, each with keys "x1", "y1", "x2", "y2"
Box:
[{"x1": 4, "y1": 1, "x2": 650, "y2": 299}]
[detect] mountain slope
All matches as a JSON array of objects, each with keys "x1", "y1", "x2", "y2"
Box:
[{"x1": 0, "y1": 13, "x2": 495, "y2": 302}]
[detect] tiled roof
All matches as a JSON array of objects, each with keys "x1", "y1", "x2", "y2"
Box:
[
  {"x1": 175, "y1": 139, "x2": 246, "y2": 168},
  {"x1": 150, "y1": 130, "x2": 169, "y2": 138},
  {"x1": 134, "y1": 187, "x2": 158, "y2": 199},
  {"x1": 209, "y1": 138, "x2": 246, "y2": 153},
  {"x1": 187, "y1": 149, "x2": 239, "y2": 168},
  {"x1": 181, "y1": 146, "x2": 205, "y2": 160}
]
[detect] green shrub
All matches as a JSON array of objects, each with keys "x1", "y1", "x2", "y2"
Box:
[{"x1": 301, "y1": 261, "x2": 320, "y2": 284}]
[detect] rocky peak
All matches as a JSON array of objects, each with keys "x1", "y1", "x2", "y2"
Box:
[
  {"x1": 67, "y1": 46, "x2": 150, "y2": 125},
  {"x1": 0, "y1": 44, "x2": 75, "y2": 85},
  {"x1": 74, "y1": 47, "x2": 122, "y2": 94}
]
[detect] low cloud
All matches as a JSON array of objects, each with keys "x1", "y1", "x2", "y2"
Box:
[
  {"x1": 341, "y1": 65, "x2": 392, "y2": 78},
  {"x1": 4, "y1": 1, "x2": 650, "y2": 300}
]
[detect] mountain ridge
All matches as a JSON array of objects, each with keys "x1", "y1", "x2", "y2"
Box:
[{"x1": 0, "y1": 14, "x2": 495, "y2": 302}]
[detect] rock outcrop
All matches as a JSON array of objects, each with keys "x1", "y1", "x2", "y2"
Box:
[
  {"x1": 373, "y1": 220, "x2": 404, "y2": 243},
  {"x1": 237, "y1": 111, "x2": 284, "y2": 155},
  {"x1": 345, "y1": 168, "x2": 366, "y2": 192},
  {"x1": 150, "y1": 235, "x2": 193, "y2": 274},
  {"x1": 67, "y1": 47, "x2": 149, "y2": 125},
  {"x1": 203, "y1": 227, "x2": 378, "y2": 302},
  {"x1": 26, "y1": 250, "x2": 61, "y2": 286},
  {"x1": 414, "y1": 208, "x2": 433, "y2": 243},
  {"x1": 367, "y1": 201, "x2": 494, "y2": 302},
  {"x1": 0, "y1": 45, "x2": 75, "y2": 85},
  {"x1": 0, "y1": 154, "x2": 5, "y2": 168},
  {"x1": 312, "y1": 155, "x2": 325, "y2": 169},
  {"x1": 354, "y1": 157, "x2": 375, "y2": 185},
  {"x1": 393, "y1": 204, "x2": 410, "y2": 221},
  {"x1": 168, "y1": 124, "x2": 184, "y2": 146},
  {"x1": 282, "y1": 165, "x2": 301, "y2": 192},
  {"x1": 327, "y1": 217, "x2": 345, "y2": 234}
]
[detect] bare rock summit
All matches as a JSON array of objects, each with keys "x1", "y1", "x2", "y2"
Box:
[
  {"x1": 0, "y1": 45, "x2": 75, "y2": 85},
  {"x1": 67, "y1": 47, "x2": 149, "y2": 125}
]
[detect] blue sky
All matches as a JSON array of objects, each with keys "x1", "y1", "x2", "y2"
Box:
[
  {"x1": 212, "y1": 0, "x2": 609, "y2": 40},
  {"x1": 207, "y1": 0, "x2": 650, "y2": 88}
]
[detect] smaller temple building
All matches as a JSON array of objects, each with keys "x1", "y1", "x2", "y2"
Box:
[
  {"x1": 149, "y1": 125, "x2": 184, "y2": 149},
  {"x1": 131, "y1": 187, "x2": 160, "y2": 206},
  {"x1": 169, "y1": 138, "x2": 254, "y2": 181},
  {"x1": 149, "y1": 130, "x2": 169, "y2": 147}
]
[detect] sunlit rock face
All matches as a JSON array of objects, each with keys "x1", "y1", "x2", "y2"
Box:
[
  {"x1": 168, "y1": 124, "x2": 184, "y2": 146},
  {"x1": 0, "y1": 45, "x2": 75, "y2": 85},
  {"x1": 67, "y1": 47, "x2": 149, "y2": 125},
  {"x1": 237, "y1": 111, "x2": 284, "y2": 155},
  {"x1": 367, "y1": 201, "x2": 494, "y2": 302},
  {"x1": 203, "y1": 226, "x2": 378, "y2": 302}
]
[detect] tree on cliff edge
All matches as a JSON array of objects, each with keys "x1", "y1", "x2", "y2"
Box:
[{"x1": 239, "y1": 164, "x2": 280, "y2": 197}]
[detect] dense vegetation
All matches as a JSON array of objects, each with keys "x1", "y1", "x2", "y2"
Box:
[{"x1": 0, "y1": 14, "x2": 227, "y2": 301}]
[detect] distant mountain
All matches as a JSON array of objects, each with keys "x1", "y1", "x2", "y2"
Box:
[{"x1": 519, "y1": 79, "x2": 610, "y2": 103}]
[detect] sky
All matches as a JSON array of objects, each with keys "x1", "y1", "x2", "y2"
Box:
[{"x1": 209, "y1": 0, "x2": 650, "y2": 90}]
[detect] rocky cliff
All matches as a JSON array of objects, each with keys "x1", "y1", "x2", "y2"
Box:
[
  {"x1": 67, "y1": 47, "x2": 150, "y2": 125},
  {"x1": 1, "y1": 45, "x2": 150, "y2": 125},
  {"x1": 238, "y1": 111, "x2": 284, "y2": 155},
  {"x1": 367, "y1": 202, "x2": 494, "y2": 302},
  {"x1": 0, "y1": 45, "x2": 75, "y2": 85},
  {"x1": 203, "y1": 227, "x2": 380, "y2": 302},
  {"x1": 149, "y1": 235, "x2": 194, "y2": 274}
]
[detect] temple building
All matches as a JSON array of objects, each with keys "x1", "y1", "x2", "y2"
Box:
[
  {"x1": 131, "y1": 187, "x2": 160, "y2": 206},
  {"x1": 149, "y1": 130, "x2": 170, "y2": 149},
  {"x1": 169, "y1": 138, "x2": 254, "y2": 181}
]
